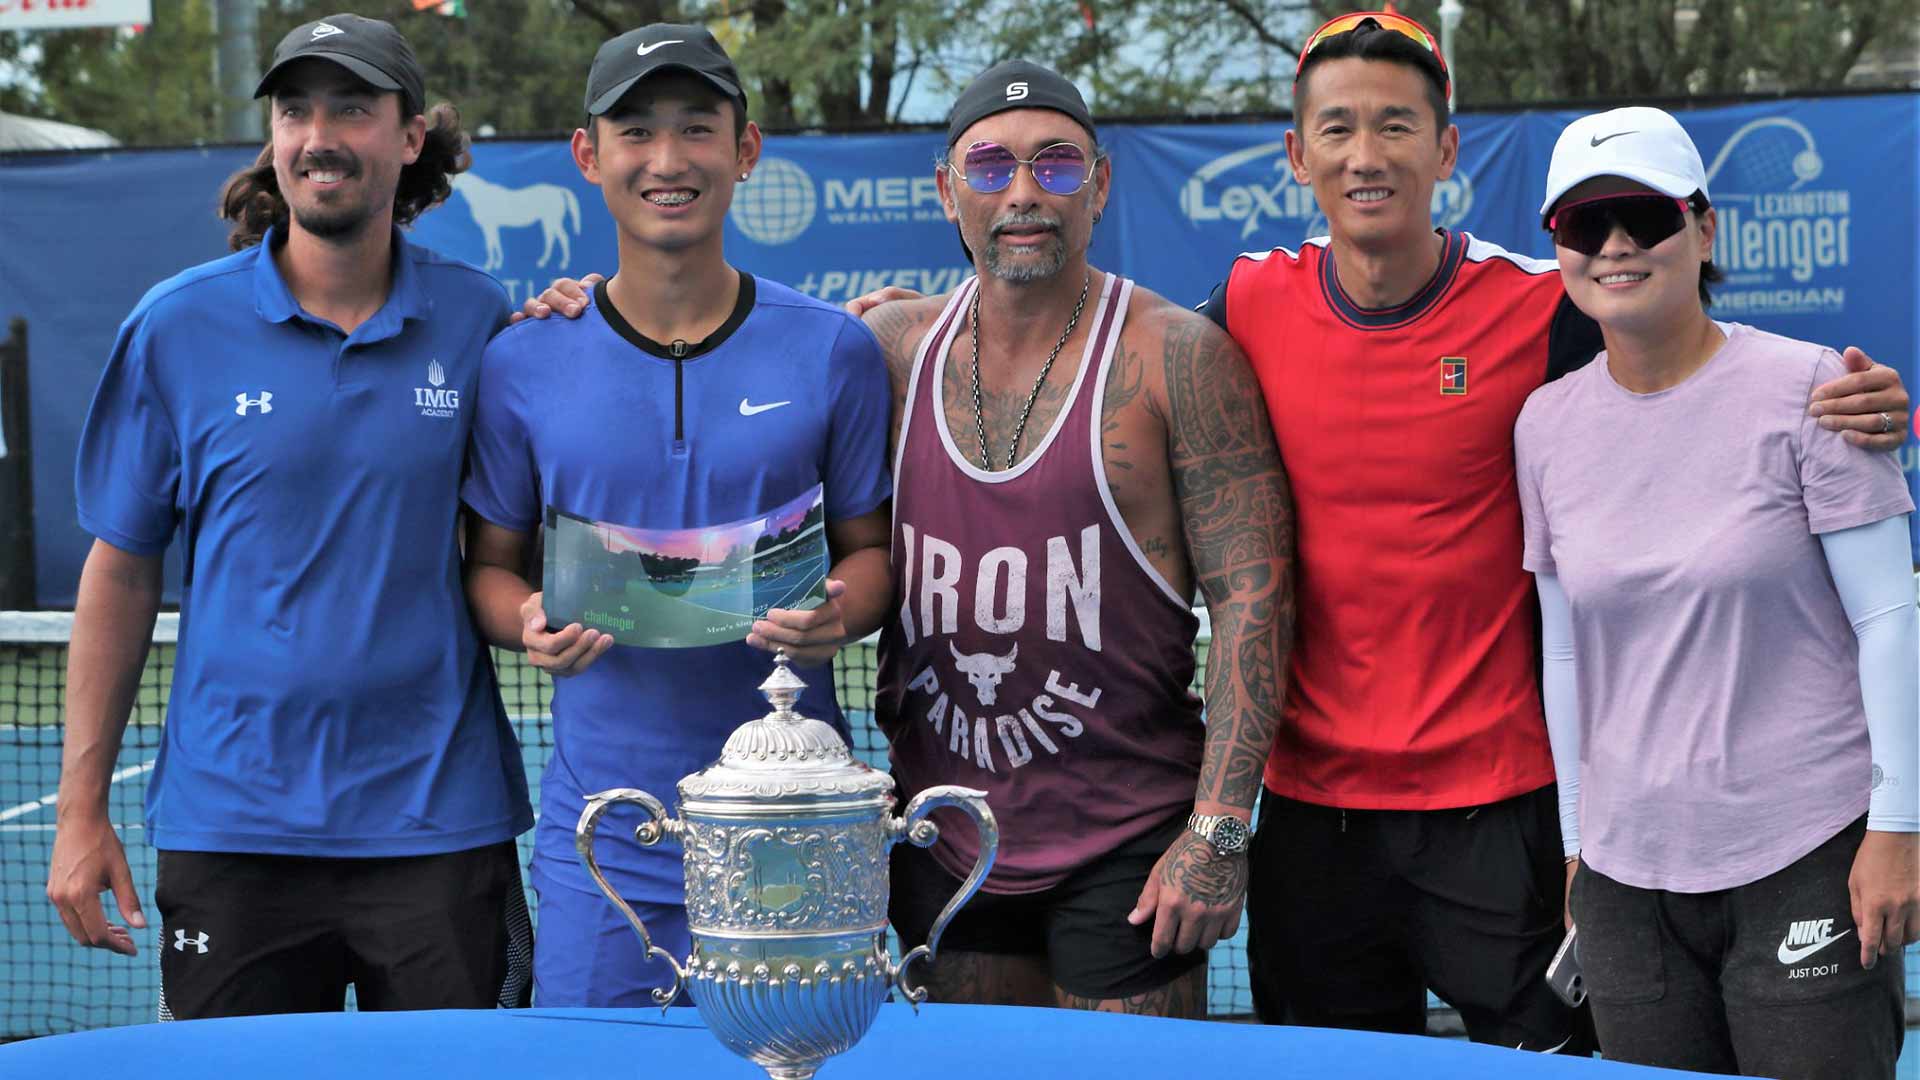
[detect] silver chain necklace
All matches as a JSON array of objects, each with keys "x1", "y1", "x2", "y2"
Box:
[{"x1": 967, "y1": 272, "x2": 1091, "y2": 471}]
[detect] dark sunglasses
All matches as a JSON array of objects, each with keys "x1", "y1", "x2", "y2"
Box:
[
  {"x1": 946, "y1": 141, "x2": 1097, "y2": 196},
  {"x1": 1546, "y1": 193, "x2": 1692, "y2": 256}
]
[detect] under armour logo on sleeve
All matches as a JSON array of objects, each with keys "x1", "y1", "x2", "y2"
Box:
[{"x1": 236, "y1": 392, "x2": 273, "y2": 416}]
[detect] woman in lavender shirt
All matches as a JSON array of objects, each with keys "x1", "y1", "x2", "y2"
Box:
[{"x1": 1513, "y1": 106, "x2": 1917, "y2": 1078}]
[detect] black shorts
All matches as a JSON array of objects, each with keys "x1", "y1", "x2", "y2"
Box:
[
  {"x1": 888, "y1": 812, "x2": 1206, "y2": 1000},
  {"x1": 155, "y1": 841, "x2": 531, "y2": 1020},
  {"x1": 1246, "y1": 785, "x2": 1583, "y2": 1051},
  {"x1": 1572, "y1": 816, "x2": 1904, "y2": 1079}
]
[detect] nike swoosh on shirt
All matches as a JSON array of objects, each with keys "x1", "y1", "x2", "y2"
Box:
[
  {"x1": 1777, "y1": 928, "x2": 1852, "y2": 965},
  {"x1": 739, "y1": 398, "x2": 792, "y2": 416},
  {"x1": 1589, "y1": 131, "x2": 1637, "y2": 147},
  {"x1": 636, "y1": 40, "x2": 683, "y2": 56}
]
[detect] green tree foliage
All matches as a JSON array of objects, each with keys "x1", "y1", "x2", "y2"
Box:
[
  {"x1": 0, "y1": 0, "x2": 222, "y2": 144},
  {"x1": 1, "y1": 0, "x2": 1913, "y2": 146},
  {"x1": 1424, "y1": 0, "x2": 1920, "y2": 103}
]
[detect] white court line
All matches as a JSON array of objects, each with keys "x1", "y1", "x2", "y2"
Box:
[
  {"x1": 0, "y1": 759, "x2": 154, "y2": 822},
  {"x1": 0, "y1": 823, "x2": 144, "y2": 832}
]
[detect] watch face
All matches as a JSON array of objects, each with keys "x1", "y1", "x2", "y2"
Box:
[{"x1": 1213, "y1": 816, "x2": 1250, "y2": 854}]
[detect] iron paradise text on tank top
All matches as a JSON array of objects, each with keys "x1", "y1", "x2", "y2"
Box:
[{"x1": 877, "y1": 273, "x2": 1205, "y2": 892}]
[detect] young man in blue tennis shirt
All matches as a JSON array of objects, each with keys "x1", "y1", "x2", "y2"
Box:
[
  {"x1": 47, "y1": 14, "x2": 534, "y2": 1018},
  {"x1": 460, "y1": 25, "x2": 892, "y2": 1007}
]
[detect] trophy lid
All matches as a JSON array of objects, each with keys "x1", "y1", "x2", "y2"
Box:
[{"x1": 678, "y1": 650, "x2": 894, "y2": 804}]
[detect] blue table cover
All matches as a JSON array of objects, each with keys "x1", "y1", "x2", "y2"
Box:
[{"x1": 0, "y1": 1004, "x2": 1723, "y2": 1078}]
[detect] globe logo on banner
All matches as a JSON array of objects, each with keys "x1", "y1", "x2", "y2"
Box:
[{"x1": 731, "y1": 157, "x2": 817, "y2": 245}]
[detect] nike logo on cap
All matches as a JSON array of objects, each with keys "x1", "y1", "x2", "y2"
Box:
[
  {"x1": 310, "y1": 22, "x2": 343, "y2": 39},
  {"x1": 739, "y1": 398, "x2": 792, "y2": 416},
  {"x1": 637, "y1": 40, "x2": 684, "y2": 56},
  {"x1": 1590, "y1": 130, "x2": 1636, "y2": 147}
]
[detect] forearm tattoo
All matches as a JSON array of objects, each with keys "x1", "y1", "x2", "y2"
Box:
[{"x1": 1161, "y1": 316, "x2": 1296, "y2": 815}]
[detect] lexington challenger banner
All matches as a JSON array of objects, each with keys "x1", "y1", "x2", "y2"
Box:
[{"x1": 3, "y1": 93, "x2": 1915, "y2": 606}]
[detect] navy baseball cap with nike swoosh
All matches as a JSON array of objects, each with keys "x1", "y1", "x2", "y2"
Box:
[
  {"x1": 254, "y1": 13, "x2": 427, "y2": 116},
  {"x1": 585, "y1": 24, "x2": 747, "y2": 118}
]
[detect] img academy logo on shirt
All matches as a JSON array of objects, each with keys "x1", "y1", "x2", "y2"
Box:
[{"x1": 413, "y1": 359, "x2": 460, "y2": 419}]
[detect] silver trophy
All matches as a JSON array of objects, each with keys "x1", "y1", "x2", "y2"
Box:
[{"x1": 576, "y1": 650, "x2": 998, "y2": 1080}]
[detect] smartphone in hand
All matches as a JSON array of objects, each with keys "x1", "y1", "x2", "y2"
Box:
[{"x1": 1545, "y1": 926, "x2": 1585, "y2": 1008}]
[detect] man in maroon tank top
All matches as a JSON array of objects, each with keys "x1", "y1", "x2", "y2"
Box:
[{"x1": 859, "y1": 61, "x2": 1296, "y2": 1018}]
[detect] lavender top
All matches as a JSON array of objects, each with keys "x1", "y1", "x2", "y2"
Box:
[{"x1": 1514, "y1": 322, "x2": 1912, "y2": 892}]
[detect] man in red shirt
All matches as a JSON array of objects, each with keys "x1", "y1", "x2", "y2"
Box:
[{"x1": 1200, "y1": 10, "x2": 1910, "y2": 1049}]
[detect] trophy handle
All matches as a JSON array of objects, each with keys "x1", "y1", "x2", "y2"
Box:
[
  {"x1": 575, "y1": 788, "x2": 689, "y2": 1010},
  {"x1": 886, "y1": 785, "x2": 998, "y2": 1009}
]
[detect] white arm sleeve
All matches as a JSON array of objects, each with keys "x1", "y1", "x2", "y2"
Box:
[
  {"x1": 1818, "y1": 514, "x2": 1920, "y2": 832},
  {"x1": 1536, "y1": 572, "x2": 1581, "y2": 856}
]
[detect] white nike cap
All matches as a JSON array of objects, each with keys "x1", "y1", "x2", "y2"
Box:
[{"x1": 1540, "y1": 106, "x2": 1710, "y2": 222}]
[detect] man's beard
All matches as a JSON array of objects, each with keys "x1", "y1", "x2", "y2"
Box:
[
  {"x1": 292, "y1": 196, "x2": 380, "y2": 241},
  {"x1": 284, "y1": 154, "x2": 387, "y2": 242},
  {"x1": 981, "y1": 210, "x2": 1069, "y2": 283}
]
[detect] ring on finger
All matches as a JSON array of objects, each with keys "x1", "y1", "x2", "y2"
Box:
[{"x1": 1880, "y1": 412, "x2": 1897, "y2": 434}]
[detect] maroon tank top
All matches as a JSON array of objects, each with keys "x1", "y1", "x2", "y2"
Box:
[{"x1": 876, "y1": 273, "x2": 1204, "y2": 894}]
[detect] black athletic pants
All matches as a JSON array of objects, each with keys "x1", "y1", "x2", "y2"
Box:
[
  {"x1": 1572, "y1": 816, "x2": 1904, "y2": 1079},
  {"x1": 155, "y1": 841, "x2": 532, "y2": 1020},
  {"x1": 1246, "y1": 785, "x2": 1585, "y2": 1052}
]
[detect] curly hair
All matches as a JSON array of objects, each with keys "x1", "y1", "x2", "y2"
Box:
[{"x1": 218, "y1": 101, "x2": 472, "y2": 251}]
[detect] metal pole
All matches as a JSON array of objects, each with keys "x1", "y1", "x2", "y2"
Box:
[
  {"x1": 216, "y1": 0, "x2": 263, "y2": 142},
  {"x1": 1438, "y1": 0, "x2": 1463, "y2": 109},
  {"x1": 0, "y1": 318, "x2": 39, "y2": 609}
]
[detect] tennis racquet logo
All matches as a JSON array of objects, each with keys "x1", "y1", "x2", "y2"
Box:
[{"x1": 173, "y1": 929, "x2": 210, "y2": 953}]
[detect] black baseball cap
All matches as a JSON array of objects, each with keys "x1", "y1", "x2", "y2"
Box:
[
  {"x1": 254, "y1": 14, "x2": 426, "y2": 116},
  {"x1": 584, "y1": 24, "x2": 747, "y2": 118},
  {"x1": 945, "y1": 60, "x2": 1095, "y2": 147}
]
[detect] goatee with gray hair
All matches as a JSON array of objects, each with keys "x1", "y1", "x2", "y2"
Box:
[{"x1": 982, "y1": 210, "x2": 1069, "y2": 283}]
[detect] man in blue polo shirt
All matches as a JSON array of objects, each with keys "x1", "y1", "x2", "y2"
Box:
[
  {"x1": 46, "y1": 14, "x2": 533, "y2": 1018},
  {"x1": 460, "y1": 25, "x2": 891, "y2": 1007}
]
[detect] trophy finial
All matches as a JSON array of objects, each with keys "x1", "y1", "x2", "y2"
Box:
[{"x1": 759, "y1": 649, "x2": 809, "y2": 719}]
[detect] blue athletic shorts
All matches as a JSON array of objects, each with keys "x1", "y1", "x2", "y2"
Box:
[{"x1": 531, "y1": 862, "x2": 692, "y2": 1008}]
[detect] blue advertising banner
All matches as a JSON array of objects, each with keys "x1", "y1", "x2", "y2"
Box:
[{"x1": 3, "y1": 93, "x2": 1915, "y2": 606}]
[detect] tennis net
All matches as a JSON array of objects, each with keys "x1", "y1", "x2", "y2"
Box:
[
  {"x1": 7, "y1": 612, "x2": 1914, "y2": 1039},
  {"x1": 0, "y1": 611, "x2": 1251, "y2": 1036}
]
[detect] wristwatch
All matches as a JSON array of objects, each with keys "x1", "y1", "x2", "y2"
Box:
[{"x1": 1185, "y1": 812, "x2": 1251, "y2": 857}]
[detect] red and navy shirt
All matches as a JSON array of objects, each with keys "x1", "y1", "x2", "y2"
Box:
[{"x1": 1203, "y1": 229, "x2": 1602, "y2": 810}]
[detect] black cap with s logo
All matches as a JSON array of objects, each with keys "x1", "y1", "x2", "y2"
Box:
[{"x1": 944, "y1": 60, "x2": 1095, "y2": 148}]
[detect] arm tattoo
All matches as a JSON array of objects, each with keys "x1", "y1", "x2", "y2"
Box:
[
  {"x1": 864, "y1": 299, "x2": 936, "y2": 454},
  {"x1": 1161, "y1": 314, "x2": 1295, "y2": 816},
  {"x1": 1102, "y1": 342, "x2": 1146, "y2": 474}
]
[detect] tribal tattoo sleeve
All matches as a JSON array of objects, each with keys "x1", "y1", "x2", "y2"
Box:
[{"x1": 1161, "y1": 312, "x2": 1295, "y2": 823}]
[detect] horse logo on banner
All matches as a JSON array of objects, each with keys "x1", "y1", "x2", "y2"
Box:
[{"x1": 448, "y1": 172, "x2": 583, "y2": 272}]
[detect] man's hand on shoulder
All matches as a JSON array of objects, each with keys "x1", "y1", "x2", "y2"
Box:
[
  {"x1": 1808, "y1": 346, "x2": 1909, "y2": 450},
  {"x1": 510, "y1": 273, "x2": 605, "y2": 324},
  {"x1": 843, "y1": 285, "x2": 924, "y2": 319}
]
